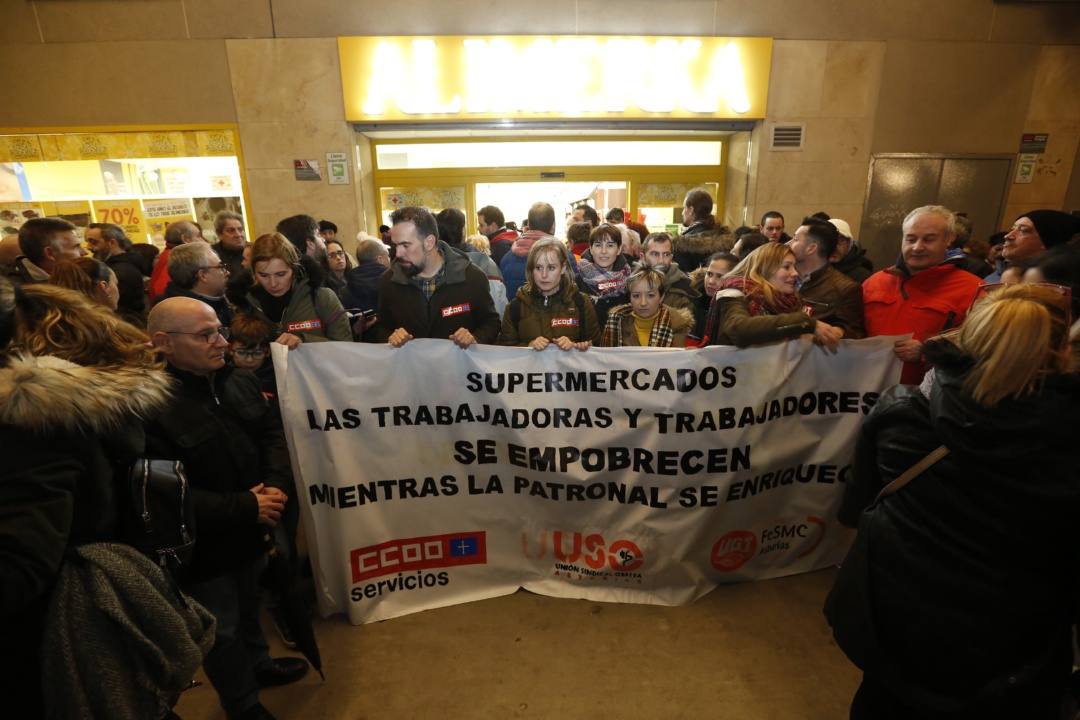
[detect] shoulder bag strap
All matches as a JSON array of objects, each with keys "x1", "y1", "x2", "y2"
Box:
[{"x1": 874, "y1": 445, "x2": 949, "y2": 502}]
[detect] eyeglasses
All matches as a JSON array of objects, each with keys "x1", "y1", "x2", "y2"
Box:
[
  {"x1": 166, "y1": 327, "x2": 230, "y2": 343},
  {"x1": 232, "y1": 347, "x2": 267, "y2": 359},
  {"x1": 328, "y1": 251, "x2": 347, "y2": 259},
  {"x1": 202, "y1": 264, "x2": 230, "y2": 273}
]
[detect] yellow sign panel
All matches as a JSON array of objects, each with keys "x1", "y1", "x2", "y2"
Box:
[
  {"x1": 93, "y1": 199, "x2": 145, "y2": 240},
  {"x1": 142, "y1": 198, "x2": 194, "y2": 238},
  {"x1": 340, "y1": 36, "x2": 772, "y2": 122}
]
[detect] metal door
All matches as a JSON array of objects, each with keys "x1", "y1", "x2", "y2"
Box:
[{"x1": 859, "y1": 154, "x2": 1013, "y2": 271}]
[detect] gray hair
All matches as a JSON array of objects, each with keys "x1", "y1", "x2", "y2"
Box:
[
  {"x1": 168, "y1": 242, "x2": 217, "y2": 289},
  {"x1": 164, "y1": 220, "x2": 200, "y2": 248},
  {"x1": 902, "y1": 205, "x2": 956, "y2": 236},
  {"x1": 355, "y1": 237, "x2": 389, "y2": 264},
  {"x1": 214, "y1": 210, "x2": 244, "y2": 235}
]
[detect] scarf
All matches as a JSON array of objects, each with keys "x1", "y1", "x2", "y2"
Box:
[
  {"x1": 601, "y1": 304, "x2": 677, "y2": 347},
  {"x1": 715, "y1": 275, "x2": 802, "y2": 316},
  {"x1": 577, "y1": 257, "x2": 631, "y2": 299}
]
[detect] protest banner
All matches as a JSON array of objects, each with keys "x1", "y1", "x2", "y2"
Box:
[{"x1": 274, "y1": 337, "x2": 901, "y2": 624}]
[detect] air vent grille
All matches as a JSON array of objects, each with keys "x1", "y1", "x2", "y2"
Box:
[{"x1": 770, "y1": 123, "x2": 804, "y2": 151}]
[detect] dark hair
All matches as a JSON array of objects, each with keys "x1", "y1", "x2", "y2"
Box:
[
  {"x1": 760, "y1": 211, "x2": 784, "y2": 226},
  {"x1": 505, "y1": 221, "x2": 518, "y2": 232},
  {"x1": 528, "y1": 202, "x2": 556, "y2": 234},
  {"x1": 88, "y1": 222, "x2": 131, "y2": 251},
  {"x1": 275, "y1": 214, "x2": 319, "y2": 255},
  {"x1": 230, "y1": 311, "x2": 276, "y2": 347},
  {"x1": 435, "y1": 208, "x2": 466, "y2": 248},
  {"x1": 988, "y1": 231, "x2": 1007, "y2": 247},
  {"x1": 18, "y1": 217, "x2": 76, "y2": 263},
  {"x1": 477, "y1": 205, "x2": 505, "y2": 228},
  {"x1": 809, "y1": 211, "x2": 831, "y2": 222},
  {"x1": 566, "y1": 222, "x2": 592, "y2": 248},
  {"x1": 51, "y1": 258, "x2": 112, "y2": 300},
  {"x1": 801, "y1": 219, "x2": 840, "y2": 260},
  {"x1": 129, "y1": 243, "x2": 159, "y2": 275},
  {"x1": 589, "y1": 223, "x2": 622, "y2": 248},
  {"x1": 576, "y1": 204, "x2": 600, "y2": 228},
  {"x1": 707, "y1": 251, "x2": 739, "y2": 267},
  {"x1": 643, "y1": 232, "x2": 673, "y2": 251},
  {"x1": 318, "y1": 219, "x2": 338, "y2": 235},
  {"x1": 379, "y1": 224, "x2": 390, "y2": 234},
  {"x1": 733, "y1": 225, "x2": 754, "y2": 239},
  {"x1": 605, "y1": 208, "x2": 625, "y2": 224},
  {"x1": 1027, "y1": 244, "x2": 1080, "y2": 319},
  {"x1": 733, "y1": 232, "x2": 768, "y2": 257},
  {"x1": 684, "y1": 188, "x2": 714, "y2": 222},
  {"x1": 390, "y1": 206, "x2": 439, "y2": 244}
]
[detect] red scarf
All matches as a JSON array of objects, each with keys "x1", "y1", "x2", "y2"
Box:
[{"x1": 716, "y1": 276, "x2": 803, "y2": 316}]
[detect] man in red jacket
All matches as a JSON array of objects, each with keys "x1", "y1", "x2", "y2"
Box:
[
  {"x1": 477, "y1": 205, "x2": 519, "y2": 266},
  {"x1": 863, "y1": 205, "x2": 983, "y2": 385}
]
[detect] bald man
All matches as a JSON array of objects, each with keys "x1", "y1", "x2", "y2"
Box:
[{"x1": 147, "y1": 298, "x2": 308, "y2": 719}]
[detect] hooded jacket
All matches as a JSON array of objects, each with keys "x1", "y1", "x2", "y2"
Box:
[
  {"x1": 658, "y1": 263, "x2": 699, "y2": 313},
  {"x1": 0, "y1": 354, "x2": 172, "y2": 717},
  {"x1": 234, "y1": 255, "x2": 351, "y2": 342},
  {"x1": 497, "y1": 277, "x2": 601, "y2": 346},
  {"x1": 374, "y1": 240, "x2": 500, "y2": 344},
  {"x1": 862, "y1": 259, "x2": 983, "y2": 384},
  {"x1": 837, "y1": 341, "x2": 1080, "y2": 709},
  {"x1": 674, "y1": 223, "x2": 734, "y2": 272},
  {"x1": 488, "y1": 227, "x2": 519, "y2": 266},
  {"x1": 832, "y1": 243, "x2": 874, "y2": 285}
]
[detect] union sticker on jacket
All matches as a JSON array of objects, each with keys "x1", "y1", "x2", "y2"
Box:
[
  {"x1": 551, "y1": 317, "x2": 580, "y2": 327},
  {"x1": 286, "y1": 319, "x2": 323, "y2": 332},
  {"x1": 441, "y1": 303, "x2": 471, "y2": 318}
]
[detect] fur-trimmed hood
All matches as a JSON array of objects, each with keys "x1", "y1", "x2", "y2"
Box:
[
  {"x1": 675, "y1": 225, "x2": 734, "y2": 256},
  {"x1": 0, "y1": 353, "x2": 173, "y2": 435}
]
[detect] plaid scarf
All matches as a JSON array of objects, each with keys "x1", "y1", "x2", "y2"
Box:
[{"x1": 601, "y1": 304, "x2": 677, "y2": 347}]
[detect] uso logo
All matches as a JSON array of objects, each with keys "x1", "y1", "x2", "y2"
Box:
[{"x1": 710, "y1": 530, "x2": 757, "y2": 572}]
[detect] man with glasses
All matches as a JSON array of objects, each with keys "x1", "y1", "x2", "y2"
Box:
[
  {"x1": 148, "y1": 297, "x2": 307, "y2": 720},
  {"x1": 163, "y1": 242, "x2": 234, "y2": 327}
]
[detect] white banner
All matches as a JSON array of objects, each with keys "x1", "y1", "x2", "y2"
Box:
[{"x1": 273, "y1": 338, "x2": 901, "y2": 625}]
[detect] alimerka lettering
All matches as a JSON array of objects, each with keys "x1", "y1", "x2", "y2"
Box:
[{"x1": 465, "y1": 366, "x2": 737, "y2": 394}]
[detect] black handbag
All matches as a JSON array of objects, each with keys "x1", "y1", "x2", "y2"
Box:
[{"x1": 121, "y1": 458, "x2": 197, "y2": 572}]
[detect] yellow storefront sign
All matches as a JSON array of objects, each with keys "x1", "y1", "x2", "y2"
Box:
[
  {"x1": 340, "y1": 36, "x2": 772, "y2": 122},
  {"x1": 93, "y1": 199, "x2": 145, "y2": 240},
  {"x1": 142, "y1": 198, "x2": 195, "y2": 239}
]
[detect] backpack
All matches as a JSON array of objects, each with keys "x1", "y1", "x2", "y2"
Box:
[{"x1": 509, "y1": 292, "x2": 587, "y2": 343}]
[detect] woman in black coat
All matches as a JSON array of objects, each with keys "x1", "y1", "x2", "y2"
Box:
[{"x1": 834, "y1": 283, "x2": 1080, "y2": 720}]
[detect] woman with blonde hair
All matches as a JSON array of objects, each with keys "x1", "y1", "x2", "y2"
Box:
[
  {"x1": 600, "y1": 264, "x2": 693, "y2": 348},
  {"x1": 498, "y1": 237, "x2": 600, "y2": 350},
  {"x1": 702, "y1": 242, "x2": 842, "y2": 349},
  {"x1": 239, "y1": 232, "x2": 351, "y2": 347},
  {"x1": 51, "y1": 257, "x2": 120, "y2": 313},
  {"x1": 831, "y1": 283, "x2": 1080, "y2": 719}
]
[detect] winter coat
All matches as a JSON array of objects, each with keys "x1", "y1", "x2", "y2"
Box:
[
  {"x1": 488, "y1": 227, "x2": 519, "y2": 266},
  {"x1": 210, "y1": 241, "x2": 245, "y2": 279},
  {"x1": 798, "y1": 263, "x2": 865, "y2": 339},
  {"x1": 862, "y1": 260, "x2": 983, "y2": 384},
  {"x1": 500, "y1": 231, "x2": 547, "y2": 299},
  {"x1": 674, "y1": 223, "x2": 733, "y2": 271},
  {"x1": 145, "y1": 365, "x2": 293, "y2": 582},
  {"x1": 343, "y1": 262, "x2": 386, "y2": 314},
  {"x1": 373, "y1": 240, "x2": 501, "y2": 344},
  {"x1": 0, "y1": 354, "x2": 172, "y2": 718},
  {"x1": 162, "y1": 282, "x2": 234, "y2": 328},
  {"x1": 832, "y1": 243, "x2": 874, "y2": 284},
  {"x1": 658, "y1": 263, "x2": 699, "y2": 313},
  {"x1": 704, "y1": 288, "x2": 815, "y2": 347},
  {"x1": 574, "y1": 249, "x2": 631, "y2": 328},
  {"x1": 148, "y1": 247, "x2": 173, "y2": 304},
  {"x1": 238, "y1": 255, "x2": 352, "y2": 342},
  {"x1": 458, "y1": 245, "x2": 508, "y2": 317},
  {"x1": 105, "y1": 252, "x2": 147, "y2": 326},
  {"x1": 838, "y1": 340, "x2": 1080, "y2": 710},
  {"x1": 603, "y1": 304, "x2": 694, "y2": 347},
  {"x1": 497, "y1": 277, "x2": 601, "y2": 346}
]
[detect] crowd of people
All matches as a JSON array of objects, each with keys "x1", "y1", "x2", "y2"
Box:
[{"x1": 2, "y1": 186, "x2": 1079, "y2": 719}]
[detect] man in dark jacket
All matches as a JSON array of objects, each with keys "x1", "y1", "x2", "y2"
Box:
[
  {"x1": 344, "y1": 236, "x2": 390, "y2": 314},
  {"x1": 829, "y1": 218, "x2": 874, "y2": 284},
  {"x1": 375, "y1": 206, "x2": 500, "y2": 348},
  {"x1": 212, "y1": 210, "x2": 248, "y2": 278},
  {"x1": 86, "y1": 222, "x2": 147, "y2": 324},
  {"x1": 674, "y1": 187, "x2": 732, "y2": 271},
  {"x1": 788, "y1": 218, "x2": 865, "y2": 338},
  {"x1": 477, "y1": 204, "x2": 519, "y2": 266},
  {"x1": 148, "y1": 297, "x2": 307, "y2": 720},
  {"x1": 642, "y1": 231, "x2": 699, "y2": 313},
  {"x1": 161, "y1": 242, "x2": 234, "y2": 327}
]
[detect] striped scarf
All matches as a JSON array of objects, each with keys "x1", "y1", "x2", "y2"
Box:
[{"x1": 602, "y1": 304, "x2": 677, "y2": 347}]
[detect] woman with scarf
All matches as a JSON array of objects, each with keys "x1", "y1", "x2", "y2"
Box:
[
  {"x1": 702, "y1": 242, "x2": 843, "y2": 349},
  {"x1": 575, "y1": 223, "x2": 632, "y2": 327},
  {"x1": 498, "y1": 237, "x2": 600, "y2": 350},
  {"x1": 600, "y1": 265, "x2": 693, "y2": 348}
]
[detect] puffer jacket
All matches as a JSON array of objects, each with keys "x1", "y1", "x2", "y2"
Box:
[
  {"x1": 373, "y1": 240, "x2": 500, "y2": 343},
  {"x1": 234, "y1": 255, "x2": 351, "y2": 342},
  {"x1": 674, "y1": 222, "x2": 733, "y2": 271},
  {"x1": 837, "y1": 340, "x2": 1080, "y2": 711},
  {"x1": 497, "y1": 277, "x2": 601, "y2": 346},
  {"x1": 862, "y1": 259, "x2": 983, "y2": 384},
  {"x1": 0, "y1": 354, "x2": 172, "y2": 718}
]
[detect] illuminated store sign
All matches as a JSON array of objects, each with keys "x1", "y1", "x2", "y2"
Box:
[{"x1": 339, "y1": 36, "x2": 772, "y2": 121}]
